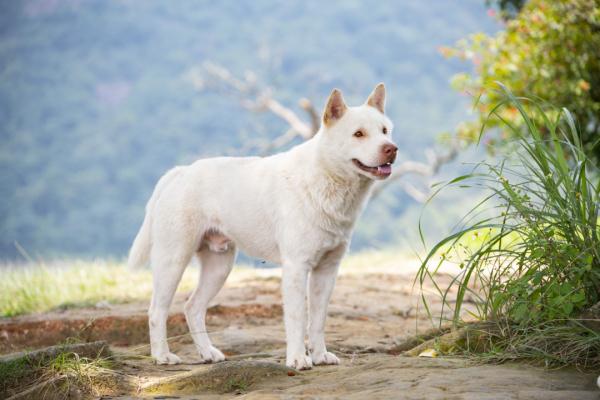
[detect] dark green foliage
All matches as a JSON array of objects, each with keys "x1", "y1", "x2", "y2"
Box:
[
  {"x1": 486, "y1": 0, "x2": 526, "y2": 19},
  {"x1": 446, "y1": 0, "x2": 600, "y2": 163}
]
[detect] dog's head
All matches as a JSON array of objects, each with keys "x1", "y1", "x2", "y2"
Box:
[{"x1": 319, "y1": 83, "x2": 397, "y2": 180}]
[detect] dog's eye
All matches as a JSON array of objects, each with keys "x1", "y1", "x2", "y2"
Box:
[
  {"x1": 353, "y1": 130, "x2": 364, "y2": 138},
  {"x1": 382, "y1": 127, "x2": 388, "y2": 134}
]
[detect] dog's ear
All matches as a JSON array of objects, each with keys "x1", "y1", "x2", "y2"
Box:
[
  {"x1": 323, "y1": 89, "x2": 347, "y2": 127},
  {"x1": 366, "y1": 83, "x2": 386, "y2": 114}
]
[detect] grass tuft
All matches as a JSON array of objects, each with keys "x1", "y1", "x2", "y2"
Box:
[
  {"x1": 418, "y1": 84, "x2": 600, "y2": 368},
  {"x1": 0, "y1": 342, "x2": 115, "y2": 398}
]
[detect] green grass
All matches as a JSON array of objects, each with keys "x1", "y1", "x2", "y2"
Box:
[
  {"x1": 418, "y1": 84, "x2": 600, "y2": 368},
  {"x1": 43, "y1": 349, "x2": 115, "y2": 395},
  {"x1": 0, "y1": 251, "x2": 414, "y2": 318},
  {"x1": 0, "y1": 345, "x2": 114, "y2": 398},
  {"x1": 222, "y1": 376, "x2": 251, "y2": 393},
  {"x1": 465, "y1": 320, "x2": 600, "y2": 368},
  {"x1": 0, "y1": 357, "x2": 29, "y2": 394},
  {"x1": 0, "y1": 260, "x2": 200, "y2": 317}
]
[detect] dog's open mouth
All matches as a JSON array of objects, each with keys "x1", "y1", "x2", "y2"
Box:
[{"x1": 352, "y1": 159, "x2": 393, "y2": 178}]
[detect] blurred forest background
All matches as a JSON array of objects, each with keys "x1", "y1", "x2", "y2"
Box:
[{"x1": 0, "y1": 0, "x2": 502, "y2": 260}]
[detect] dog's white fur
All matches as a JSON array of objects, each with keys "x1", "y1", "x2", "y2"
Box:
[{"x1": 128, "y1": 84, "x2": 397, "y2": 370}]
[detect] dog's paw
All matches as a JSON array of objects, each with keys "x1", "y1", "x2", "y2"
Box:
[
  {"x1": 196, "y1": 345, "x2": 226, "y2": 364},
  {"x1": 153, "y1": 352, "x2": 182, "y2": 365},
  {"x1": 286, "y1": 353, "x2": 313, "y2": 370},
  {"x1": 312, "y1": 351, "x2": 340, "y2": 366}
]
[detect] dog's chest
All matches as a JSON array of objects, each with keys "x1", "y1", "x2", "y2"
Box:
[{"x1": 303, "y1": 179, "x2": 369, "y2": 236}]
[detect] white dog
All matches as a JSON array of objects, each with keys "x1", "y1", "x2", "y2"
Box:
[{"x1": 128, "y1": 84, "x2": 397, "y2": 370}]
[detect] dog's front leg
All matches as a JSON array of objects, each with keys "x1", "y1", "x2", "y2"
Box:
[
  {"x1": 308, "y1": 246, "x2": 344, "y2": 365},
  {"x1": 281, "y1": 261, "x2": 312, "y2": 370}
]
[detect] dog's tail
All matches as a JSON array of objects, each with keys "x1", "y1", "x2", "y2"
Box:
[{"x1": 128, "y1": 166, "x2": 184, "y2": 269}]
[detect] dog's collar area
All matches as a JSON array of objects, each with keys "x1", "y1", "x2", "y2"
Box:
[{"x1": 352, "y1": 158, "x2": 392, "y2": 178}]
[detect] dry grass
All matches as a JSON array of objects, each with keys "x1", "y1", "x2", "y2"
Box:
[{"x1": 0, "y1": 250, "x2": 416, "y2": 318}]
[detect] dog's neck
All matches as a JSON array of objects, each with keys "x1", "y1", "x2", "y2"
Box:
[{"x1": 297, "y1": 137, "x2": 375, "y2": 234}]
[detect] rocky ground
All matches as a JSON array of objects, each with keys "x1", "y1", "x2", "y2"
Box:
[{"x1": 1, "y1": 259, "x2": 598, "y2": 399}]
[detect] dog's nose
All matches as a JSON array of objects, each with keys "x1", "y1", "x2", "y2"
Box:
[{"x1": 382, "y1": 143, "x2": 398, "y2": 156}]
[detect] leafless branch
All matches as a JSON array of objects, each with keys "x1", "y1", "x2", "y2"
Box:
[
  {"x1": 188, "y1": 62, "x2": 319, "y2": 154},
  {"x1": 371, "y1": 144, "x2": 459, "y2": 200},
  {"x1": 258, "y1": 96, "x2": 314, "y2": 139},
  {"x1": 398, "y1": 181, "x2": 430, "y2": 203},
  {"x1": 300, "y1": 97, "x2": 321, "y2": 134}
]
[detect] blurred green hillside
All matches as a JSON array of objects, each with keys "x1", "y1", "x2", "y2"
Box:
[{"x1": 0, "y1": 0, "x2": 498, "y2": 259}]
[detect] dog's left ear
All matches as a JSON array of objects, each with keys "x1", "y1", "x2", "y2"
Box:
[{"x1": 366, "y1": 83, "x2": 386, "y2": 114}]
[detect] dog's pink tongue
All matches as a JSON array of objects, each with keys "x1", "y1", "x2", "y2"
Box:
[{"x1": 378, "y1": 164, "x2": 392, "y2": 175}]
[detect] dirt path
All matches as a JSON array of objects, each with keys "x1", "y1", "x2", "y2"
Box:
[{"x1": 1, "y1": 261, "x2": 598, "y2": 399}]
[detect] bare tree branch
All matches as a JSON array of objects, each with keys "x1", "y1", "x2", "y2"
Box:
[
  {"x1": 188, "y1": 62, "x2": 319, "y2": 154},
  {"x1": 258, "y1": 96, "x2": 314, "y2": 139},
  {"x1": 398, "y1": 181, "x2": 430, "y2": 203},
  {"x1": 187, "y1": 61, "x2": 460, "y2": 201},
  {"x1": 371, "y1": 144, "x2": 459, "y2": 199},
  {"x1": 299, "y1": 97, "x2": 321, "y2": 134}
]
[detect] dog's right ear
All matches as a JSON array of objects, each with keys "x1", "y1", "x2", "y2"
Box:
[{"x1": 323, "y1": 89, "x2": 347, "y2": 127}]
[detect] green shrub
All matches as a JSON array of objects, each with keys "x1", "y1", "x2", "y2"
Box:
[
  {"x1": 418, "y1": 84, "x2": 600, "y2": 367},
  {"x1": 442, "y1": 0, "x2": 600, "y2": 162}
]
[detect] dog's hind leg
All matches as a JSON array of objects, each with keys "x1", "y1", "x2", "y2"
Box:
[
  {"x1": 184, "y1": 244, "x2": 236, "y2": 363},
  {"x1": 148, "y1": 244, "x2": 195, "y2": 365}
]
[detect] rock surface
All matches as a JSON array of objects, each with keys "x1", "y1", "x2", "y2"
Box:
[{"x1": 1, "y1": 259, "x2": 597, "y2": 399}]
